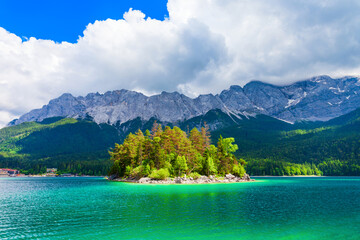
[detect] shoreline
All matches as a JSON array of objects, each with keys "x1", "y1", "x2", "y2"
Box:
[
  {"x1": 251, "y1": 175, "x2": 324, "y2": 177},
  {"x1": 111, "y1": 174, "x2": 254, "y2": 184},
  {"x1": 0, "y1": 175, "x2": 105, "y2": 178}
]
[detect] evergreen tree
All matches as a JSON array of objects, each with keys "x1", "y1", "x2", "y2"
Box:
[
  {"x1": 109, "y1": 123, "x2": 247, "y2": 179},
  {"x1": 189, "y1": 128, "x2": 204, "y2": 154}
]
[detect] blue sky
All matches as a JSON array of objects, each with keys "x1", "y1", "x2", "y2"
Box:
[
  {"x1": 0, "y1": 0, "x2": 360, "y2": 127},
  {"x1": 0, "y1": 0, "x2": 168, "y2": 42}
]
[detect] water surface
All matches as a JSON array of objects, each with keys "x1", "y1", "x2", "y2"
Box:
[{"x1": 0, "y1": 177, "x2": 359, "y2": 239}]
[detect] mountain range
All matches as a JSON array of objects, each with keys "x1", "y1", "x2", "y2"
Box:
[
  {"x1": 2, "y1": 75, "x2": 360, "y2": 176},
  {"x1": 9, "y1": 75, "x2": 360, "y2": 127}
]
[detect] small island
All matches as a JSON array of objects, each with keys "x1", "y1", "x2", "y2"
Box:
[{"x1": 108, "y1": 123, "x2": 253, "y2": 184}]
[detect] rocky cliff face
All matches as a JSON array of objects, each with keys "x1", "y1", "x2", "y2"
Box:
[
  {"x1": 10, "y1": 76, "x2": 360, "y2": 126},
  {"x1": 219, "y1": 75, "x2": 360, "y2": 122}
]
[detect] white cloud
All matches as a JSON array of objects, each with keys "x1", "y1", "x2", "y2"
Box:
[
  {"x1": 0, "y1": 111, "x2": 17, "y2": 127},
  {"x1": 1, "y1": 0, "x2": 360, "y2": 127}
]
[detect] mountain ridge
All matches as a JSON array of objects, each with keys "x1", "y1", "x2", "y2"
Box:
[{"x1": 10, "y1": 75, "x2": 360, "y2": 127}]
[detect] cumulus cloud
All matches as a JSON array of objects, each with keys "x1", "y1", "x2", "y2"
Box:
[{"x1": 1, "y1": 0, "x2": 360, "y2": 127}]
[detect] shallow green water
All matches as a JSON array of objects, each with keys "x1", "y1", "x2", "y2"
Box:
[{"x1": 0, "y1": 177, "x2": 359, "y2": 239}]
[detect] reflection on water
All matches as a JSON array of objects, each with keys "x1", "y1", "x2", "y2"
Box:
[{"x1": 0, "y1": 177, "x2": 359, "y2": 239}]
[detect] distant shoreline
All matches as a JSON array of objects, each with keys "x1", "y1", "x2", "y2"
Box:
[
  {"x1": 0, "y1": 175, "x2": 105, "y2": 178},
  {"x1": 251, "y1": 175, "x2": 324, "y2": 177}
]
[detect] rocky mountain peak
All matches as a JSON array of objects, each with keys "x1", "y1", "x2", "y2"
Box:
[
  {"x1": 308, "y1": 75, "x2": 332, "y2": 83},
  {"x1": 228, "y1": 85, "x2": 243, "y2": 91},
  {"x1": 9, "y1": 76, "x2": 360, "y2": 127}
]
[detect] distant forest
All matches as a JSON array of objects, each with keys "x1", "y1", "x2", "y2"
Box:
[{"x1": 1, "y1": 110, "x2": 360, "y2": 176}]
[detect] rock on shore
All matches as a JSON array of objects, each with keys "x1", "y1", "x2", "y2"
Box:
[{"x1": 111, "y1": 173, "x2": 254, "y2": 184}]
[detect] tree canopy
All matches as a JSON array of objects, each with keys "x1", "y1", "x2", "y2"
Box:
[{"x1": 109, "y1": 123, "x2": 246, "y2": 180}]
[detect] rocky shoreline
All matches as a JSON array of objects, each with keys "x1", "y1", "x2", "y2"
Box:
[{"x1": 110, "y1": 173, "x2": 254, "y2": 184}]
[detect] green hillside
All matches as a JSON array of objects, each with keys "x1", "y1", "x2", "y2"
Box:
[
  {"x1": 1, "y1": 108, "x2": 360, "y2": 176},
  {"x1": 0, "y1": 118, "x2": 120, "y2": 175},
  {"x1": 211, "y1": 111, "x2": 360, "y2": 176},
  {"x1": 0, "y1": 118, "x2": 78, "y2": 156}
]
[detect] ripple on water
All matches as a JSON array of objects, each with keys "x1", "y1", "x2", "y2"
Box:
[{"x1": 0, "y1": 177, "x2": 359, "y2": 239}]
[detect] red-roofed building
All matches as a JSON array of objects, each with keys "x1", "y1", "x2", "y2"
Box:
[{"x1": 0, "y1": 169, "x2": 19, "y2": 176}]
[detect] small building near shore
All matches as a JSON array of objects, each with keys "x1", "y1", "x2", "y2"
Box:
[
  {"x1": 46, "y1": 168, "x2": 58, "y2": 177},
  {"x1": 0, "y1": 169, "x2": 20, "y2": 176},
  {"x1": 46, "y1": 168, "x2": 57, "y2": 173},
  {"x1": 0, "y1": 169, "x2": 8, "y2": 177}
]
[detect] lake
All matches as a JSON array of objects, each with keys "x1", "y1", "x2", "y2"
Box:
[{"x1": 0, "y1": 177, "x2": 359, "y2": 239}]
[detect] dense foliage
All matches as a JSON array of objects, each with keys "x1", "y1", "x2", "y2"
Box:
[
  {"x1": 210, "y1": 111, "x2": 360, "y2": 176},
  {"x1": 109, "y1": 123, "x2": 246, "y2": 179},
  {"x1": 0, "y1": 118, "x2": 119, "y2": 175},
  {"x1": 246, "y1": 159, "x2": 322, "y2": 176},
  {"x1": 0, "y1": 152, "x2": 111, "y2": 175},
  {"x1": 2, "y1": 107, "x2": 360, "y2": 176}
]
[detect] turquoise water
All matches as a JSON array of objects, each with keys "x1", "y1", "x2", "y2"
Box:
[{"x1": 0, "y1": 177, "x2": 359, "y2": 240}]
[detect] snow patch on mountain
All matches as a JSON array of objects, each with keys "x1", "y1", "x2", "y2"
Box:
[{"x1": 9, "y1": 76, "x2": 360, "y2": 126}]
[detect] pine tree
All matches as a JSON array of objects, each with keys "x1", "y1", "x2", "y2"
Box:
[
  {"x1": 109, "y1": 125, "x2": 245, "y2": 178},
  {"x1": 201, "y1": 123, "x2": 211, "y2": 149},
  {"x1": 189, "y1": 128, "x2": 204, "y2": 154}
]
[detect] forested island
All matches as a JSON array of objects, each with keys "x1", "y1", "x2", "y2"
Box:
[{"x1": 108, "y1": 123, "x2": 252, "y2": 184}]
